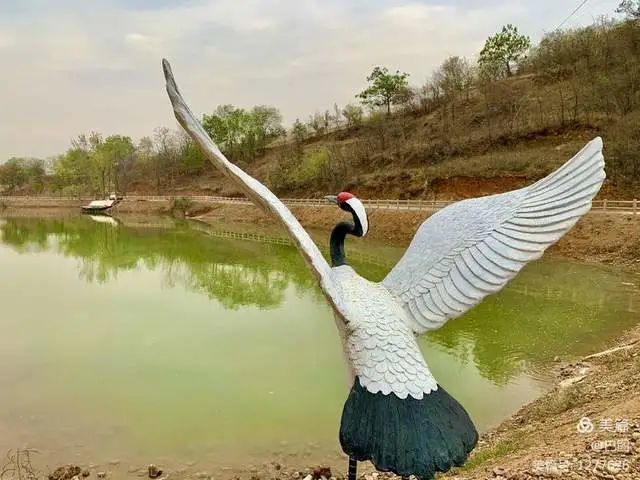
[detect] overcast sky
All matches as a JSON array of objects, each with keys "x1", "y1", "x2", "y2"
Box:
[{"x1": 0, "y1": 0, "x2": 623, "y2": 160}]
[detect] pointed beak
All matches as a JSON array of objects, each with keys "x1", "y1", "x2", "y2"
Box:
[{"x1": 324, "y1": 195, "x2": 338, "y2": 205}]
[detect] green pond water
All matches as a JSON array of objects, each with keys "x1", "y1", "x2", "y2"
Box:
[{"x1": 0, "y1": 213, "x2": 638, "y2": 471}]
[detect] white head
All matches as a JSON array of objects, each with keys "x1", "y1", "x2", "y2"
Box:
[{"x1": 325, "y1": 192, "x2": 368, "y2": 237}]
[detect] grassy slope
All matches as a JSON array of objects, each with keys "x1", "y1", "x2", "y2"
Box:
[
  {"x1": 165, "y1": 74, "x2": 632, "y2": 201},
  {"x1": 145, "y1": 16, "x2": 640, "y2": 202},
  {"x1": 168, "y1": 130, "x2": 611, "y2": 202}
]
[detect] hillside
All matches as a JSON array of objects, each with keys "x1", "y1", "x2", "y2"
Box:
[
  {"x1": 157, "y1": 119, "x2": 627, "y2": 202},
  {"x1": 142, "y1": 21, "x2": 640, "y2": 201},
  {"x1": 2, "y1": 19, "x2": 639, "y2": 201}
]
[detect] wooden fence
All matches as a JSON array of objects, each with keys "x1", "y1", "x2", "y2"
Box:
[{"x1": 1, "y1": 195, "x2": 638, "y2": 213}]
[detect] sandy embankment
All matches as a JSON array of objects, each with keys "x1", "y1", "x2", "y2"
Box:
[
  {"x1": 2, "y1": 197, "x2": 639, "y2": 269},
  {"x1": 191, "y1": 203, "x2": 640, "y2": 271}
]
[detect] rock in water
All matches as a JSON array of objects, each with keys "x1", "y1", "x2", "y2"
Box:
[
  {"x1": 148, "y1": 464, "x2": 163, "y2": 479},
  {"x1": 49, "y1": 465, "x2": 82, "y2": 480},
  {"x1": 312, "y1": 467, "x2": 331, "y2": 480}
]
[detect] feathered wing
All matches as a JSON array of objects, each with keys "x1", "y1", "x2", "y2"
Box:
[
  {"x1": 382, "y1": 137, "x2": 605, "y2": 334},
  {"x1": 162, "y1": 59, "x2": 344, "y2": 315}
]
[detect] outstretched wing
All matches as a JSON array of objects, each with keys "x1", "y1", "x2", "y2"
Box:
[
  {"x1": 162, "y1": 59, "x2": 345, "y2": 316},
  {"x1": 382, "y1": 137, "x2": 605, "y2": 334}
]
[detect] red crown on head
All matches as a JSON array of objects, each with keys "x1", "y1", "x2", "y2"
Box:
[{"x1": 337, "y1": 192, "x2": 354, "y2": 204}]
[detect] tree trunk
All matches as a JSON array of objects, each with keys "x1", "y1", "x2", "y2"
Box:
[{"x1": 505, "y1": 61, "x2": 512, "y2": 77}]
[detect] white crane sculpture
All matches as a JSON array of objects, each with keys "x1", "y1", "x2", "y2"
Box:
[{"x1": 162, "y1": 60, "x2": 605, "y2": 480}]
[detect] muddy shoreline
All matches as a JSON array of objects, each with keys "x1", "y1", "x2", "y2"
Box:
[
  {"x1": 187, "y1": 202, "x2": 640, "y2": 272},
  {"x1": 8, "y1": 327, "x2": 640, "y2": 480},
  {"x1": 12, "y1": 326, "x2": 637, "y2": 480},
  {"x1": 2, "y1": 197, "x2": 637, "y2": 270}
]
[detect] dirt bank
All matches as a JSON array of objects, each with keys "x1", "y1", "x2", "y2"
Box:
[
  {"x1": 3, "y1": 197, "x2": 637, "y2": 269},
  {"x1": 444, "y1": 325, "x2": 640, "y2": 480},
  {"x1": 192, "y1": 203, "x2": 640, "y2": 271}
]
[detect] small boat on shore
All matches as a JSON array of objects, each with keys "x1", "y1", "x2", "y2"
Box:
[{"x1": 81, "y1": 194, "x2": 121, "y2": 213}]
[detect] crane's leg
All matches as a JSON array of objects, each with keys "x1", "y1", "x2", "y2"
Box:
[{"x1": 348, "y1": 457, "x2": 357, "y2": 480}]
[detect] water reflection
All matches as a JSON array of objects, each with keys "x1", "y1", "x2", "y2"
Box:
[
  {"x1": 0, "y1": 213, "x2": 638, "y2": 469},
  {"x1": 0, "y1": 216, "x2": 319, "y2": 309},
  {"x1": 1, "y1": 214, "x2": 638, "y2": 381}
]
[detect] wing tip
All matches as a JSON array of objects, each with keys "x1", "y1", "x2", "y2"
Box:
[
  {"x1": 162, "y1": 58, "x2": 183, "y2": 107},
  {"x1": 579, "y1": 136, "x2": 604, "y2": 163},
  {"x1": 585, "y1": 137, "x2": 605, "y2": 170},
  {"x1": 593, "y1": 136, "x2": 603, "y2": 150},
  {"x1": 588, "y1": 136, "x2": 603, "y2": 150},
  {"x1": 162, "y1": 58, "x2": 172, "y2": 81}
]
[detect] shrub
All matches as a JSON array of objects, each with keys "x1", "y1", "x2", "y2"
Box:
[
  {"x1": 170, "y1": 197, "x2": 193, "y2": 217},
  {"x1": 606, "y1": 111, "x2": 640, "y2": 193}
]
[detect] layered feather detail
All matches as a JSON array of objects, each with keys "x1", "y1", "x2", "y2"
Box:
[{"x1": 382, "y1": 137, "x2": 605, "y2": 333}]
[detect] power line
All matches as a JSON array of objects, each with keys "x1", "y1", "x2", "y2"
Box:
[{"x1": 556, "y1": 0, "x2": 590, "y2": 30}]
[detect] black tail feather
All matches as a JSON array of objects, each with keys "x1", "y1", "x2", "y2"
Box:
[{"x1": 339, "y1": 378, "x2": 478, "y2": 480}]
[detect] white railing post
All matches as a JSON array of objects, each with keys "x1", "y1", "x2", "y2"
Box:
[{"x1": 603, "y1": 199, "x2": 607, "y2": 211}]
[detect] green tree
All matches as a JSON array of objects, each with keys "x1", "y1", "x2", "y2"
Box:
[
  {"x1": 249, "y1": 105, "x2": 285, "y2": 152},
  {"x1": 342, "y1": 104, "x2": 364, "y2": 128},
  {"x1": 175, "y1": 131, "x2": 205, "y2": 175},
  {"x1": 202, "y1": 105, "x2": 243, "y2": 156},
  {"x1": 0, "y1": 158, "x2": 28, "y2": 192},
  {"x1": 202, "y1": 104, "x2": 284, "y2": 161},
  {"x1": 479, "y1": 24, "x2": 531, "y2": 78},
  {"x1": 617, "y1": 0, "x2": 640, "y2": 18},
  {"x1": 357, "y1": 66, "x2": 410, "y2": 115},
  {"x1": 101, "y1": 135, "x2": 135, "y2": 194},
  {"x1": 51, "y1": 133, "x2": 102, "y2": 194},
  {"x1": 291, "y1": 119, "x2": 308, "y2": 146},
  {"x1": 53, "y1": 149, "x2": 86, "y2": 193},
  {"x1": 0, "y1": 158, "x2": 46, "y2": 194}
]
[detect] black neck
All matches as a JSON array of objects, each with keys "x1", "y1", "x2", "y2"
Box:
[
  {"x1": 330, "y1": 207, "x2": 363, "y2": 267},
  {"x1": 330, "y1": 221, "x2": 353, "y2": 267}
]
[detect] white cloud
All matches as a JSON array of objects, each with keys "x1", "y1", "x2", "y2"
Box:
[
  {"x1": 125, "y1": 33, "x2": 156, "y2": 51},
  {"x1": 0, "y1": 0, "x2": 624, "y2": 159},
  {"x1": 0, "y1": 32, "x2": 14, "y2": 49}
]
